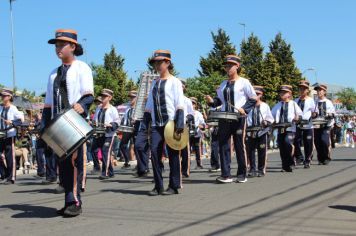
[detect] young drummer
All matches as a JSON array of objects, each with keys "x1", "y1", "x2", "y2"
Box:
[
  {"x1": 190, "y1": 97, "x2": 206, "y2": 169},
  {"x1": 205, "y1": 55, "x2": 257, "y2": 183},
  {"x1": 93, "y1": 89, "x2": 119, "y2": 179},
  {"x1": 145, "y1": 49, "x2": 185, "y2": 195},
  {"x1": 246, "y1": 86, "x2": 274, "y2": 177},
  {"x1": 42, "y1": 29, "x2": 94, "y2": 216},
  {"x1": 272, "y1": 85, "x2": 303, "y2": 172},
  {"x1": 313, "y1": 84, "x2": 335, "y2": 165},
  {"x1": 180, "y1": 79, "x2": 194, "y2": 178},
  {"x1": 0, "y1": 88, "x2": 24, "y2": 184},
  {"x1": 293, "y1": 80, "x2": 317, "y2": 168}
]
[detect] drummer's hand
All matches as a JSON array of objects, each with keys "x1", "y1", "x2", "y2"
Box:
[
  {"x1": 4, "y1": 120, "x2": 12, "y2": 125},
  {"x1": 105, "y1": 123, "x2": 112, "y2": 128},
  {"x1": 293, "y1": 116, "x2": 299, "y2": 122},
  {"x1": 238, "y1": 108, "x2": 246, "y2": 115},
  {"x1": 73, "y1": 103, "x2": 84, "y2": 114},
  {"x1": 262, "y1": 120, "x2": 268, "y2": 127},
  {"x1": 204, "y1": 95, "x2": 213, "y2": 104},
  {"x1": 311, "y1": 112, "x2": 317, "y2": 118}
]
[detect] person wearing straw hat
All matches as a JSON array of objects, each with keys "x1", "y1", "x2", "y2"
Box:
[
  {"x1": 180, "y1": 79, "x2": 194, "y2": 178},
  {"x1": 271, "y1": 85, "x2": 303, "y2": 172},
  {"x1": 93, "y1": 89, "x2": 119, "y2": 180},
  {"x1": 145, "y1": 49, "x2": 185, "y2": 195},
  {"x1": 189, "y1": 97, "x2": 206, "y2": 169},
  {"x1": 0, "y1": 88, "x2": 24, "y2": 184},
  {"x1": 293, "y1": 80, "x2": 317, "y2": 168},
  {"x1": 119, "y1": 90, "x2": 137, "y2": 169},
  {"x1": 205, "y1": 55, "x2": 257, "y2": 184},
  {"x1": 246, "y1": 86, "x2": 274, "y2": 178},
  {"x1": 313, "y1": 84, "x2": 335, "y2": 165},
  {"x1": 42, "y1": 29, "x2": 94, "y2": 217}
]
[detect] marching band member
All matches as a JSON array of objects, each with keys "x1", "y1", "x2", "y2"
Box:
[
  {"x1": 0, "y1": 88, "x2": 24, "y2": 184},
  {"x1": 42, "y1": 29, "x2": 94, "y2": 216},
  {"x1": 93, "y1": 89, "x2": 119, "y2": 179},
  {"x1": 190, "y1": 97, "x2": 206, "y2": 169},
  {"x1": 119, "y1": 91, "x2": 137, "y2": 169},
  {"x1": 271, "y1": 85, "x2": 303, "y2": 172},
  {"x1": 313, "y1": 84, "x2": 335, "y2": 165},
  {"x1": 180, "y1": 80, "x2": 194, "y2": 178},
  {"x1": 246, "y1": 86, "x2": 274, "y2": 177},
  {"x1": 205, "y1": 55, "x2": 257, "y2": 183},
  {"x1": 293, "y1": 80, "x2": 317, "y2": 168},
  {"x1": 90, "y1": 96, "x2": 103, "y2": 174},
  {"x1": 145, "y1": 49, "x2": 185, "y2": 195}
]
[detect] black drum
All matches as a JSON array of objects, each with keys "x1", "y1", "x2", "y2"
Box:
[
  {"x1": 298, "y1": 119, "x2": 310, "y2": 129},
  {"x1": 93, "y1": 125, "x2": 106, "y2": 137},
  {"x1": 118, "y1": 125, "x2": 135, "y2": 133},
  {"x1": 312, "y1": 118, "x2": 328, "y2": 128},
  {"x1": 208, "y1": 111, "x2": 242, "y2": 122},
  {"x1": 0, "y1": 131, "x2": 6, "y2": 140}
]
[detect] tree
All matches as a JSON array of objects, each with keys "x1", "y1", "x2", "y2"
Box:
[
  {"x1": 336, "y1": 87, "x2": 356, "y2": 110},
  {"x1": 92, "y1": 46, "x2": 135, "y2": 105},
  {"x1": 240, "y1": 33, "x2": 264, "y2": 85},
  {"x1": 198, "y1": 28, "x2": 237, "y2": 77},
  {"x1": 261, "y1": 53, "x2": 282, "y2": 105},
  {"x1": 268, "y1": 32, "x2": 303, "y2": 97}
]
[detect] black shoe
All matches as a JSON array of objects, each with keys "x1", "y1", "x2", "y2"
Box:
[
  {"x1": 0, "y1": 179, "x2": 8, "y2": 184},
  {"x1": 56, "y1": 207, "x2": 66, "y2": 216},
  {"x1": 121, "y1": 163, "x2": 131, "y2": 169},
  {"x1": 296, "y1": 159, "x2": 304, "y2": 165},
  {"x1": 182, "y1": 173, "x2": 189, "y2": 178},
  {"x1": 304, "y1": 164, "x2": 311, "y2": 169},
  {"x1": 247, "y1": 171, "x2": 257, "y2": 178},
  {"x1": 162, "y1": 187, "x2": 179, "y2": 195},
  {"x1": 148, "y1": 188, "x2": 163, "y2": 196},
  {"x1": 195, "y1": 165, "x2": 204, "y2": 170},
  {"x1": 42, "y1": 179, "x2": 56, "y2": 185},
  {"x1": 323, "y1": 159, "x2": 331, "y2": 165},
  {"x1": 208, "y1": 167, "x2": 221, "y2": 173},
  {"x1": 3, "y1": 180, "x2": 15, "y2": 185},
  {"x1": 134, "y1": 171, "x2": 148, "y2": 178},
  {"x1": 63, "y1": 204, "x2": 82, "y2": 217},
  {"x1": 99, "y1": 175, "x2": 110, "y2": 180},
  {"x1": 257, "y1": 172, "x2": 265, "y2": 177},
  {"x1": 282, "y1": 168, "x2": 293, "y2": 172}
]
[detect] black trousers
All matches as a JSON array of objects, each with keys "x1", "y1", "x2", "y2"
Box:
[
  {"x1": 0, "y1": 137, "x2": 16, "y2": 181},
  {"x1": 314, "y1": 127, "x2": 332, "y2": 163},
  {"x1": 181, "y1": 145, "x2": 190, "y2": 176},
  {"x1": 218, "y1": 118, "x2": 247, "y2": 178},
  {"x1": 210, "y1": 130, "x2": 220, "y2": 169},
  {"x1": 189, "y1": 136, "x2": 201, "y2": 166},
  {"x1": 277, "y1": 131, "x2": 295, "y2": 171},
  {"x1": 246, "y1": 133, "x2": 268, "y2": 173},
  {"x1": 294, "y1": 128, "x2": 314, "y2": 165}
]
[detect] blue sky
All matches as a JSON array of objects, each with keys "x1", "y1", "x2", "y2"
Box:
[{"x1": 0, "y1": 0, "x2": 355, "y2": 94}]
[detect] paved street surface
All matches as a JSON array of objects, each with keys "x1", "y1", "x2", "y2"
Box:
[{"x1": 0, "y1": 147, "x2": 355, "y2": 236}]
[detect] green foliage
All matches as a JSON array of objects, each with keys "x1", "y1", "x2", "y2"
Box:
[
  {"x1": 240, "y1": 33, "x2": 264, "y2": 85},
  {"x1": 268, "y1": 32, "x2": 303, "y2": 97},
  {"x1": 336, "y1": 87, "x2": 356, "y2": 110},
  {"x1": 261, "y1": 53, "x2": 282, "y2": 104},
  {"x1": 198, "y1": 28, "x2": 236, "y2": 77},
  {"x1": 92, "y1": 45, "x2": 136, "y2": 105}
]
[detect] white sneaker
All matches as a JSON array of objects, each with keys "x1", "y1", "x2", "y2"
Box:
[
  {"x1": 236, "y1": 177, "x2": 248, "y2": 183},
  {"x1": 19, "y1": 167, "x2": 24, "y2": 171},
  {"x1": 87, "y1": 161, "x2": 94, "y2": 166},
  {"x1": 24, "y1": 162, "x2": 30, "y2": 166},
  {"x1": 216, "y1": 176, "x2": 233, "y2": 183},
  {"x1": 352, "y1": 144, "x2": 355, "y2": 148}
]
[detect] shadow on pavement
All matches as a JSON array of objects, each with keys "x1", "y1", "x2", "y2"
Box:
[
  {"x1": 329, "y1": 205, "x2": 356, "y2": 213},
  {"x1": 101, "y1": 188, "x2": 149, "y2": 195},
  {"x1": 0, "y1": 204, "x2": 58, "y2": 218}
]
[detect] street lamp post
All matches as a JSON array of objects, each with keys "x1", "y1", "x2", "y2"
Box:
[
  {"x1": 82, "y1": 38, "x2": 88, "y2": 64},
  {"x1": 239, "y1": 22, "x2": 246, "y2": 42},
  {"x1": 9, "y1": 0, "x2": 16, "y2": 89},
  {"x1": 302, "y1": 68, "x2": 318, "y2": 83}
]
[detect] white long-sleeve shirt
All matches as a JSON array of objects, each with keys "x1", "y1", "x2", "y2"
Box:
[
  {"x1": 145, "y1": 76, "x2": 184, "y2": 127},
  {"x1": 0, "y1": 104, "x2": 24, "y2": 138},
  {"x1": 272, "y1": 100, "x2": 303, "y2": 132},
  {"x1": 247, "y1": 102, "x2": 274, "y2": 127},
  {"x1": 315, "y1": 97, "x2": 335, "y2": 127},
  {"x1": 294, "y1": 96, "x2": 317, "y2": 129},
  {"x1": 93, "y1": 104, "x2": 120, "y2": 137}
]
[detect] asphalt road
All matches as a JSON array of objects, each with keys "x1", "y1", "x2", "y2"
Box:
[{"x1": 0, "y1": 147, "x2": 355, "y2": 236}]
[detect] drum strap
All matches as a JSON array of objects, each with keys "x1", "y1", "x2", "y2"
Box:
[{"x1": 54, "y1": 65, "x2": 71, "y2": 115}]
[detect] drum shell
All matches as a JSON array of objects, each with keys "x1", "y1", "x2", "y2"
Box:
[
  {"x1": 42, "y1": 109, "x2": 93, "y2": 158},
  {"x1": 118, "y1": 125, "x2": 135, "y2": 133}
]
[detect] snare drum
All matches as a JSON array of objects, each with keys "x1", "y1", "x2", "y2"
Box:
[
  {"x1": 118, "y1": 125, "x2": 135, "y2": 133},
  {"x1": 93, "y1": 125, "x2": 106, "y2": 137},
  {"x1": 312, "y1": 118, "x2": 328, "y2": 128},
  {"x1": 273, "y1": 123, "x2": 292, "y2": 133},
  {"x1": 0, "y1": 131, "x2": 6, "y2": 139},
  {"x1": 298, "y1": 119, "x2": 310, "y2": 129},
  {"x1": 208, "y1": 111, "x2": 241, "y2": 122},
  {"x1": 41, "y1": 109, "x2": 94, "y2": 159}
]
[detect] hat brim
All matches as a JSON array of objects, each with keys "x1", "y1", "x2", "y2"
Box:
[
  {"x1": 314, "y1": 86, "x2": 326, "y2": 91},
  {"x1": 1, "y1": 92, "x2": 13, "y2": 97},
  {"x1": 279, "y1": 89, "x2": 292, "y2": 93},
  {"x1": 224, "y1": 60, "x2": 240, "y2": 66},
  {"x1": 298, "y1": 84, "x2": 309, "y2": 89},
  {"x1": 48, "y1": 37, "x2": 78, "y2": 45},
  {"x1": 149, "y1": 56, "x2": 171, "y2": 65},
  {"x1": 101, "y1": 92, "x2": 113, "y2": 97}
]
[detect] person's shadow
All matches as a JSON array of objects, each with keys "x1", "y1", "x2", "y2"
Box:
[
  {"x1": 329, "y1": 205, "x2": 356, "y2": 213},
  {"x1": 0, "y1": 204, "x2": 58, "y2": 218}
]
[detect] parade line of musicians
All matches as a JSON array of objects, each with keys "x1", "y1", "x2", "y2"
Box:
[{"x1": 0, "y1": 29, "x2": 336, "y2": 217}]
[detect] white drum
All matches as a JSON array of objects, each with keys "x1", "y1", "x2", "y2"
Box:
[{"x1": 41, "y1": 109, "x2": 94, "y2": 159}]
